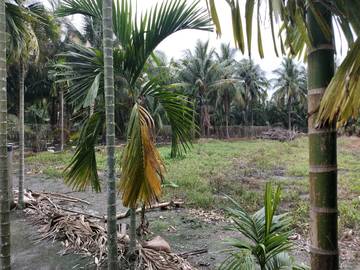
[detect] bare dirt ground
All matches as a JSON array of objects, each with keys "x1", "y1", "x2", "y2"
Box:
[{"x1": 10, "y1": 174, "x2": 360, "y2": 270}]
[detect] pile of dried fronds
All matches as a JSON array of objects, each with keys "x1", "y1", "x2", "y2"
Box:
[
  {"x1": 16, "y1": 190, "x2": 196, "y2": 269},
  {"x1": 257, "y1": 128, "x2": 301, "y2": 141}
]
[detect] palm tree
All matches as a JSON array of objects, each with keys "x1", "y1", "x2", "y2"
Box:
[
  {"x1": 0, "y1": 1, "x2": 10, "y2": 268},
  {"x1": 214, "y1": 43, "x2": 240, "y2": 138},
  {"x1": 102, "y1": 0, "x2": 117, "y2": 268},
  {"x1": 12, "y1": 1, "x2": 58, "y2": 208},
  {"x1": 177, "y1": 40, "x2": 237, "y2": 137},
  {"x1": 55, "y1": 0, "x2": 211, "y2": 266},
  {"x1": 1, "y1": 1, "x2": 40, "y2": 266},
  {"x1": 207, "y1": 1, "x2": 360, "y2": 268},
  {"x1": 177, "y1": 40, "x2": 216, "y2": 136},
  {"x1": 272, "y1": 58, "x2": 307, "y2": 130},
  {"x1": 236, "y1": 59, "x2": 267, "y2": 127},
  {"x1": 221, "y1": 183, "x2": 300, "y2": 270}
]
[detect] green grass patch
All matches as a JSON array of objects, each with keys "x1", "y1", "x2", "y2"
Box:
[{"x1": 26, "y1": 136, "x2": 360, "y2": 235}]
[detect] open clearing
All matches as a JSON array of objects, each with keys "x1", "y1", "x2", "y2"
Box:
[{"x1": 14, "y1": 136, "x2": 360, "y2": 269}]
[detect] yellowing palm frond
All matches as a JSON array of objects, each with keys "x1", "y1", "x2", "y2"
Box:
[
  {"x1": 119, "y1": 104, "x2": 165, "y2": 208},
  {"x1": 318, "y1": 37, "x2": 360, "y2": 126},
  {"x1": 205, "y1": 0, "x2": 221, "y2": 37}
]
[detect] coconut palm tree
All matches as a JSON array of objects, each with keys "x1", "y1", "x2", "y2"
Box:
[
  {"x1": 55, "y1": 0, "x2": 211, "y2": 266},
  {"x1": 176, "y1": 40, "x2": 238, "y2": 137},
  {"x1": 0, "y1": 1, "x2": 10, "y2": 269},
  {"x1": 177, "y1": 40, "x2": 216, "y2": 136},
  {"x1": 214, "y1": 43, "x2": 241, "y2": 138},
  {"x1": 235, "y1": 59, "x2": 267, "y2": 127},
  {"x1": 207, "y1": 1, "x2": 360, "y2": 268},
  {"x1": 272, "y1": 58, "x2": 307, "y2": 130}
]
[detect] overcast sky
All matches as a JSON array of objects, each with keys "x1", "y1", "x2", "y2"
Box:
[{"x1": 59, "y1": 0, "x2": 348, "y2": 76}]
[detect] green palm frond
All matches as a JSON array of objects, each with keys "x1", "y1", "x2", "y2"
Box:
[
  {"x1": 57, "y1": 0, "x2": 102, "y2": 18},
  {"x1": 5, "y1": 1, "x2": 31, "y2": 60},
  {"x1": 119, "y1": 104, "x2": 165, "y2": 208},
  {"x1": 124, "y1": 0, "x2": 212, "y2": 86},
  {"x1": 221, "y1": 183, "x2": 297, "y2": 270},
  {"x1": 6, "y1": 1, "x2": 55, "y2": 62},
  {"x1": 220, "y1": 251, "x2": 255, "y2": 270},
  {"x1": 112, "y1": 0, "x2": 133, "y2": 46},
  {"x1": 205, "y1": 0, "x2": 221, "y2": 37},
  {"x1": 57, "y1": 0, "x2": 132, "y2": 47},
  {"x1": 141, "y1": 79, "x2": 195, "y2": 158},
  {"x1": 64, "y1": 112, "x2": 104, "y2": 192},
  {"x1": 53, "y1": 44, "x2": 103, "y2": 111}
]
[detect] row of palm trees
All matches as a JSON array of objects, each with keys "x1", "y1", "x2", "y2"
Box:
[{"x1": 174, "y1": 40, "x2": 307, "y2": 137}]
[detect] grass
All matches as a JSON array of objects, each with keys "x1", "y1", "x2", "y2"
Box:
[{"x1": 26, "y1": 136, "x2": 360, "y2": 234}]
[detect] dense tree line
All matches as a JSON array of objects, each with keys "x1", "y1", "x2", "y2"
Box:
[{"x1": 6, "y1": 37, "x2": 309, "y2": 149}]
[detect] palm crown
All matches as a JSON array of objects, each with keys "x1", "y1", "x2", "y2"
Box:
[
  {"x1": 55, "y1": 0, "x2": 212, "y2": 207},
  {"x1": 272, "y1": 58, "x2": 307, "y2": 130}
]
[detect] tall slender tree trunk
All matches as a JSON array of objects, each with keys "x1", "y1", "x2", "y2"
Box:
[
  {"x1": 307, "y1": 4, "x2": 338, "y2": 270},
  {"x1": 60, "y1": 90, "x2": 64, "y2": 152},
  {"x1": 250, "y1": 102, "x2": 254, "y2": 138},
  {"x1": 288, "y1": 103, "x2": 291, "y2": 131},
  {"x1": 191, "y1": 100, "x2": 196, "y2": 139},
  {"x1": 225, "y1": 114, "x2": 229, "y2": 139},
  {"x1": 102, "y1": 1, "x2": 117, "y2": 269},
  {"x1": 224, "y1": 90, "x2": 230, "y2": 139},
  {"x1": 0, "y1": 1, "x2": 11, "y2": 268},
  {"x1": 129, "y1": 208, "x2": 136, "y2": 270},
  {"x1": 7, "y1": 145, "x2": 13, "y2": 207},
  {"x1": 200, "y1": 99, "x2": 205, "y2": 137},
  {"x1": 18, "y1": 61, "x2": 25, "y2": 209}
]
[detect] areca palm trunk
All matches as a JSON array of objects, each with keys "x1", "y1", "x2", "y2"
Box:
[
  {"x1": 0, "y1": 1, "x2": 11, "y2": 268},
  {"x1": 199, "y1": 96, "x2": 205, "y2": 137},
  {"x1": 102, "y1": 0, "x2": 117, "y2": 268},
  {"x1": 18, "y1": 61, "x2": 25, "y2": 209},
  {"x1": 288, "y1": 101, "x2": 292, "y2": 131},
  {"x1": 60, "y1": 90, "x2": 64, "y2": 151},
  {"x1": 250, "y1": 101, "x2": 254, "y2": 138},
  {"x1": 129, "y1": 207, "x2": 136, "y2": 270},
  {"x1": 224, "y1": 90, "x2": 230, "y2": 139},
  {"x1": 307, "y1": 4, "x2": 338, "y2": 269}
]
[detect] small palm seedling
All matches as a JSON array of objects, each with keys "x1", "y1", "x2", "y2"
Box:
[{"x1": 220, "y1": 182, "x2": 307, "y2": 270}]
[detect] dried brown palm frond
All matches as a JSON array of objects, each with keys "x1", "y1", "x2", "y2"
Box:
[
  {"x1": 139, "y1": 247, "x2": 194, "y2": 270},
  {"x1": 21, "y1": 190, "x2": 196, "y2": 269}
]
